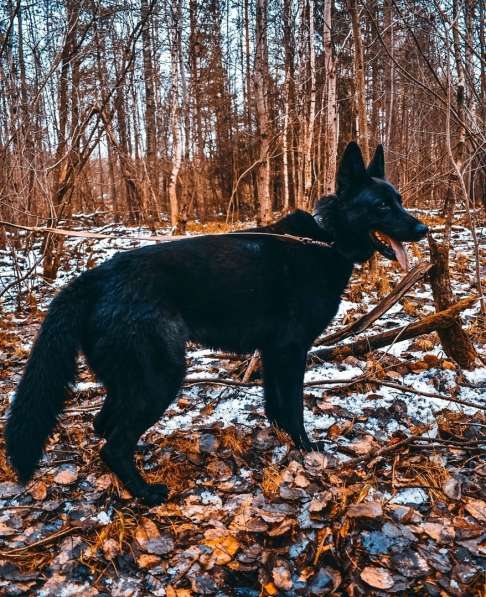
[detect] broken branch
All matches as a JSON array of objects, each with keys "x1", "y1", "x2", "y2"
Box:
[
  {"x1": 310, "y1": 295, "x2": 478, "y2": 362},
  {"x1": 317, "y1": 262, "x2": 433, "y2": 346}
]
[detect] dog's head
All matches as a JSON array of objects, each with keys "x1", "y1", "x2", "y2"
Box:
[{"x1": 314, "y1": 142, "x2": 428, "y2": 269}]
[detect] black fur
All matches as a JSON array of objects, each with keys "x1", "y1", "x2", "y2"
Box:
[{"x1": 5, "y1": 143, "x2": 428, "y2": 505}]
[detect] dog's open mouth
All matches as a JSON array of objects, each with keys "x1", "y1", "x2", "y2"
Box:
[{"x1": 370, "y1": 231, "x2": 409, "y2": 271}]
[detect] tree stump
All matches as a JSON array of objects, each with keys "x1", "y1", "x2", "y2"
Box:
[{"x1": 428, "y1": 234, "x2": 478, "y2": 369}]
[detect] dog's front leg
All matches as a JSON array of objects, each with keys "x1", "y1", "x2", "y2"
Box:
[{"x1": 262, "y1": 345, "x2": 323, "y2": 451}]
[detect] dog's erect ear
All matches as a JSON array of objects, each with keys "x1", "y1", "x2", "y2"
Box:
[
  {"x1": 367, "y1": 144, "x2": 385, "y2": 179},
  {"x1": 336, "y1": 142, "x2": 367, "y2": 196}
]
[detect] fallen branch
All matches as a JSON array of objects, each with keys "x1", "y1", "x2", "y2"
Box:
[
  {"x1": 317, "y1": 262, "x2": 433, "y2": 346},
  {"x1": 367, "y1": 377, "x2": 486, "y2": 412},
  {"x1": 310, "y1": 295, "x2": 478, "y2": 362},
  {"x1": 0, "y1": 525, "x2": 77, "y2": 556},
  {"x1": 339, "y1": 436, "x2": 416, "y2": 469}
]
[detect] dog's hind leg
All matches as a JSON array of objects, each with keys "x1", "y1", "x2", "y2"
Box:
[
  {"x1": 262, "y1": 345, "x2": 325, "y2": 452},
  {"x1": 98, "y1": 331, "x2": 186, "y2": 505},
  {"x1": 93, "y1": 392, "x2": 116, "y2": 438}
]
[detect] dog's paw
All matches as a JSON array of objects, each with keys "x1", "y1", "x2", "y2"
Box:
[{"x1": 138, "y1": 483, "x2": 169, "y2": 506}]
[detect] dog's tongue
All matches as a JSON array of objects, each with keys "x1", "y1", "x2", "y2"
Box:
[{"x1": 388, "y1": 236, "x2": 409, "y2": 271}]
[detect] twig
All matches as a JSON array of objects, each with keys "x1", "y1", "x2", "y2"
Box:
[
  {"x1": 0, "y1": 526, "x2": 77, "y2": 556},
  {"x1": 368, "y1": 377, "x2": 486, "y2": 412},
  {"x1": 316, "y1": 262, "x2": 433, "y2": 346},
  {"x1": 242, "y1": 350, "x2": 261, "y2": 383},
  {"x1": 339, "y1": 436, "x2": 416, "y2": 468},
  {"x1": 310, "y1": 295, "x2": 479, "y2": 362}
]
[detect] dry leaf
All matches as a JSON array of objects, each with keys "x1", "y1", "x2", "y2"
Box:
[
  {"x1": 360, "y1": 566, "x2": 394, "y2": 590},
  {"x1": 347, "y1": 502, "x2": 383, "y2": 519},
  {"x1": 29, "y1": 481, "x2": 47, "y2": 500},
  {"x1": 443, "y1": 477, "x2": 461, "y2": 500},
  {"x1": 203, "y1": 534, "x2": 239, "y2": 566},
  {"x1": 272, "y1": 564, "x2": 292, "y2": 590},
  {"x1": 135, "y1": 517, "x2": 174, "y2": 555},
  {"x1": 263, "y1": 582, "x2": 279, "y2": 596},
  {"x1": 422, "y1": 522, "x2": 455, "y2": 544},
  {"x1": 102, "y1": 538, "x2": 120, "y2": 560},
  {"x1": 346, "y1": 435, "x2": 379, "y2": 456},
  {"x1": 465, "y1": 498, "x2": 486, "y2": 523},
  {"x1": 95, "y1": 474, "x2": 113, "y2": 491},
  {"x1": 53, "y1": 465, "x2": 78, "y2": 485},
  {"x1": 137, "y1": 554, "x2": 161, "y2": 569}
]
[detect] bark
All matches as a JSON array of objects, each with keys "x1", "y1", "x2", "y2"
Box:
[
  {"x1": 254, "y1": 0, "x2": 272, "y2": 224},
  {"x1": 282, "y1": 0, "x2": 293, "y2": 211},
  {"x1": 43, "y1": 0, "x2": 79, "y2": 280},
  {"x1": 168, "y1": 0, "x2": 185, "y2": 233},
  {"x1": 348, "y1": 0, "x2": 369, "y2": 161},
  {"x1": 140, "y1": 0, "x2": 160, "y2": 223},
  {"x1": 317, "y1": 262, "x2": 433, "y2": 346},
  {"x1": 383, "y1": 0, "x2": 394, "y2": 158},
  {"x1": 428, "y1": 235, "x2": 478, "y2": 368},
  {"x1": 322, "y1": 0, "x2": 337, "y2": 195},
  {"x1": 311, "y1": 296, "x2": 478, "y2": 362},
  {"x1": 303, "y1": 0, "x2": 316, "y2": 210}
]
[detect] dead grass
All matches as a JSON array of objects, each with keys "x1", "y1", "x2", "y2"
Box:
[{"x1": 261, "y1": 465, "x2": 282, "y2": 497}]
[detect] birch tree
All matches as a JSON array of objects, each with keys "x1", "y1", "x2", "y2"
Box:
[
  {"x1": 168, "y1": 0, "x2": 185, "y2": 233},
  {"x1": 322, "y1": 0, "x2": 338, "y2": 195},
  {"x1": 254, "y1": 0, "x2": 272, "y2": 224}
]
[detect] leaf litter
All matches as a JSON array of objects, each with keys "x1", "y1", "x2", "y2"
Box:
[{"x1": 0, "y1": 215, "x2": 485, "y2": 594}]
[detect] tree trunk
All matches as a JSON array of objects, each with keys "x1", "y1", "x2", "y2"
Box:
[
  {"x1": 303, "y1": 0, "x2": 316, "y2": 210},
  {"x1": 428, "y1": 235, "x2": 478, "y2": 369},
  {"x1": 168, "y1": 0, "x2": 185, "y2": 234},
  {"x1": 282, "y1": 0, "x2": 293, "y2": 211},
  {"x1": 383, "y1": 0, "x2": 395, "y2": 172},
  {"x1": 141, "y1": 0, "x2": 160, "y2": 225},
  {"x1": 254, "y1": 0, "x2": 272, "y2": 224},
  {"x1": 323, "y1": 0, "x2": 337, "y2": 195},
  {"x1": 348, "y1": 0, "x2": 369, "y2": 161}
]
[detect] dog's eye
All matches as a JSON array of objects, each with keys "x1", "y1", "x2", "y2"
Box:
[{"x1": 376, "y1": 200, "x2": 388, "y2": 210}]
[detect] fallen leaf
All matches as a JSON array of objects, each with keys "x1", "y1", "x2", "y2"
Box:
[
  {"x1": 53, "y1": 465, "x2": 78, "y2": 485},
  {"x1": 137, "y1": 554, "x2": 161, "y2": 569},
  {"x1": 272, "y1": 563, "x2": 292, "y2": 590},
  {"x1": 347, "y1": 502, "x2": 383, "y2": 519},
  {"x1": 346, "y1": 435, "x2": 379, "y2": 456},
  {"x1": 203, "y1": 534, "x2": 239, "y2": 566},
  {"x1": 465, "y1": 498, "x2": 486, "y2": 523},
  {"x1": 309, "y1": 566, "x2": 342, "y2": 594},
  {"x1": 442, "y1": 476, "x2": 461, "y2": 500},
  {"x1": 95, "y1": 474, "x2": 113, "y2": 491},
  {"x1": 422, "y1": 522, "x2": 455, "y2": 544},
  {"x1": 0, "y1": 522, "x2": 16, "y2": 536},
  {"x1": 29, "y1": 481, "x2": 47, "y2": 501},
  {"x1": 360, "y1": 566, "x2": 394, "y2": 590},
  {"x1": 102, "y1": 538, "x2": 120, "y2": 560},
  {"x1": 135, "y1": 517, "x2": 174, "y2": 555},
  {"x1": 263, "y1": 582, "x2": 279, "y2": 596}
]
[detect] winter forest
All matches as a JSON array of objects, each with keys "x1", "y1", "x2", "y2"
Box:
[{"x1": 0, "y1": 0, "x2": 485, "y2": 595}]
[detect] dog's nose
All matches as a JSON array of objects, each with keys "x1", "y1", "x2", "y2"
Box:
[{"x1": 414, "y1": 223, "x2": 428, "y2": 239}]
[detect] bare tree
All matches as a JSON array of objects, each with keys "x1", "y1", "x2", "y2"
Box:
[{"x1": 254, "y1": 0, "x2": 272, "y2": 224}]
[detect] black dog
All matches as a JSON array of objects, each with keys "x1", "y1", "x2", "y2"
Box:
[{"x1": 5, "y1": 142, "x2": 428, "y2": 505}]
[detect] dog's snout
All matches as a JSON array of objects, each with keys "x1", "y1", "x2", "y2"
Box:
[{"x1": 414, "y1": 222, "x2": 428, "y2": 239}]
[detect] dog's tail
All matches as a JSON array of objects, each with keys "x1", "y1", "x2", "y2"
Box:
[{"x1": 5, "y1": 275, "x2": 93, "y2": 483}]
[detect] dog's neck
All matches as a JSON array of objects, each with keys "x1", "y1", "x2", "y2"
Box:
[{"x1": 313, "y1": 195, "x2": 374, "y2": 264}]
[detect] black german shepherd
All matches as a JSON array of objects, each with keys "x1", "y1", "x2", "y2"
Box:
[{"x1": 6, "y1": 142, "x2": 428, "y2": 505}]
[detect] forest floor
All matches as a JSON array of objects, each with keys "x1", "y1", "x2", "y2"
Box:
[{"x1": 0, "y1": 212, "x2": 485, "y2": 596}]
